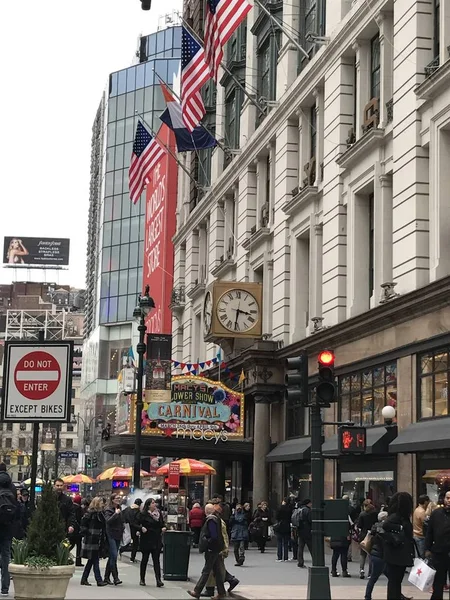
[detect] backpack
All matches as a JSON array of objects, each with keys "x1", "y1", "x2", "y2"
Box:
[
  {"x1": 291, "y1": 506, "x2": 307, "y2": 528},
  {"x1": 0, "y1": 488, "x2": 17, "y2": 525}
]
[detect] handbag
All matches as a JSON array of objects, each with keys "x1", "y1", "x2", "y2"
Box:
[
  {"x1": 408, "y1": 558, "x2": 436, "y2": 592},
  {"x1": 121, "y1": 523, "x2": 131, "y2": 547},
  {"x1": 272, "y1": 521, "x2": 281, "y2": 534},
  {"x1": 359, "y1": 531, "x2": 373, "y2": 554},
  {"x1": 379, "y1": 525, "x2": 406, "y2": 547}
]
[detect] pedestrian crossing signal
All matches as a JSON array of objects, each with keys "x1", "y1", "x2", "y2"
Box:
[{"x1": 338, "y1": 426, "x2": 366, "y2": 454}]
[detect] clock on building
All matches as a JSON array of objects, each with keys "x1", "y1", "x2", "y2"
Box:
[{"x1": 203, "y1": 281, "x2": 263, "y2": 341}]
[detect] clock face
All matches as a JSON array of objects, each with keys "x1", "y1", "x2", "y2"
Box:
[
  {"x1": 203, "y1": 292, "x2": 213, "y2": 335},
  {"x1": 216, "y1": 289, "x2": 260, "y2": 333}
]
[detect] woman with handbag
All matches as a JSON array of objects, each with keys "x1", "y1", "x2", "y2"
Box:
[
  {"x1": 103, "y1": 493, "x2": 124, "y2": 586},
  {"x1": 357, "y1": 499, "x2": 378, "y2": 579},
  {"x1": 364, "y1": 510, "x2": 388, "y2": 600},
  {"x1": 382, "y1": 492, "x2": 415, "y2": 600},
  {"x1": 330, "y1": 520, "x2": 352, "y2": 578},
  {"x1": 275, "y1": 499, "x2": 293, "y2": 562},
  {"x1": 80, "y1": 497, "x2": 108, "y2": 587},
  {"x1": 251, "y1": 501, "x2": 271, "y2": 553},
  {"x1": 137, "y1": 498, "x2": 166, "y2": 587}
]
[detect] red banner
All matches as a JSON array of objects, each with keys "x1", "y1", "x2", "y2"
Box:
[
  {"x1": 143, "y1": 124, "x2": 178, "y2": 334},
  {"x1": 168, "y1": 462, "x2": 180, "y2": 489}
]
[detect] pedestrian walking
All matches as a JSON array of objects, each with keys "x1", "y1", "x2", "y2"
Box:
[
  {"x1": 382, "y1": 492, "x2": 414, "y2": 600},
  {"x1": 251, "y1": 501, "x2": 271, "y2": 553},
  {"x1": 137, "y1": 498, "x2": 166, "y2": 587},
  {"x1": 413, "y1": 494, "x2": 429, "y2": 558},
  {"x1": 230, "y1": 504, "x2": 249, "y2": 566},
  {"x1": 189, "y1": 502, "x2": 205, "y2": 548},
  {"x1": 425, "y1": 489, "x2": 450, "y2": 599},
  {"x1": 80, "y1": 497, "x2": 108, "y2": 587},
  {"x1": 103, "y1": 493, "x2": 124, "y2": 586},
  {"x1": 54, "y1": 478, "x2": 76, "y2": 536},
  {"x1": 243, "y1": 502, "x2": 252, "y2": 550},
  {"x1": 122, "y1": 497, "x2": 142, "y2": 561},
  {"x1": 0, "y1": 466, "x2": 19, "y2": 597},
  {"x1": 292, "y1": 499, "x2": 312, "y2": 568},
  {"x1": 187, "y1": 503, "x2": 227, "y2": 599},
  {"x1": 330, "y1": 519, "x2": 352, "y2": 578},
  {"x1": 364, "y1": 510, "x2": 388, "y2": 600},
  {"x1": 18, "y1": 488, "x2": 34, "y2": 534},
  {"x1": 275, "y1": 498, "x2": 293, "y2": 562},
  {"x1": 69, "y1": 494, "x2": 84, "y2": 567},
  {"x1": 357, "y1": 499, "x2": 378, "y2": 579}
]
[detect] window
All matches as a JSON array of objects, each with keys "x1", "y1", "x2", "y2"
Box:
[
  {"x1": 66, "y1": 439, "x2": 73, "y2": 449},
  {"x1": 434, "y1": 0, "x2": 440, "y2": 59},
  {"x1": 369, "y1": 193, "x2": 374, "y2": 298},
  {"x1": 5, "y1": 439, "x2": 12, "y2": 449},
  {"x1": 310, "y1": 105, "x2": 317, "y2": 159},
  {"x1": 17, "y1": 455, "x2": 24, "y2": 466},
  {"x1": 6, "y1": 424, "x2": 12, "y2": 432},
  {"x1": 66, "y1": 424, "x2": 74, "y2": 433},
  {"x1": 339, "y1": 362, "x2": 397, "y2": 426},
  {"x1": 18, "y1": 438, "x2": 25, "y2": 450},
  {"x1": 71, "y1": 388, "x2": 76, "y2": 399},
  {"x1": 258, "y1": 41, "x2": 271, "y2": 103},
  {"x1": 304, "y1": 0, "x2": 316, "y2": 54},
  {"x1": 419, "y1": 349, "x2": 450, "y2": 418},
  {"x1": 370, "y1": 35, "x2": 381, "y2": 100}
]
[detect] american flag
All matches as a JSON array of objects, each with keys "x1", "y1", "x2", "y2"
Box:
[
  {"x1": 128, "y1": 121, "x2": 165, "y2": 204},
  {"x1": 181, "y1": 26, "x2": 211, "y2": 132},
  {"x1": 204, "y1": 0, "x2": 252, "y2": 81}
]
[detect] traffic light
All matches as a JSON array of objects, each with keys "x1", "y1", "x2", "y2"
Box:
[
  {"x1": 140, "y1": 0, "x2": 151, "y2": 9},
  {"x1": 315, "y1": 350, "x2": 336, "y2": 405},
  {"x1": 92, "y1": 457, "x2": 98, "y2": 468},
  {"x1": 86, "y1": 457, "x2": 92, "y2": 469},
  {"x1": 285, "y1": 352, "x2": 308, "y2": 405}
]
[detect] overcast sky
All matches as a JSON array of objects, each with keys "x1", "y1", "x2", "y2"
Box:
[{"x1": 0, "y1": 0, "x2": 180, "y2": 289}]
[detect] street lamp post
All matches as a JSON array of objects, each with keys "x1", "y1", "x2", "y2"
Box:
[
  {"x1": 72, "y1": 413, "x2": 97, "y2": 472},
  {"x1": 132, "y1": 285, "x2": 155, "y2": 491}
]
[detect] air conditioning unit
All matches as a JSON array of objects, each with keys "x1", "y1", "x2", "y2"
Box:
[
  {"x1": 261, "y1": 203, "x2": 270, "y2": 227},
  {"x1": 302, "y1": 156, "x2": 316, "y2": 188},
  {"x1": 362, "y1": 98, "x2": 379, "y2": 132}
]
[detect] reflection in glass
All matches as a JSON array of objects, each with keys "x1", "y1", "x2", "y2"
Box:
[
  {"x1": 112, "y1": 195, "x2": 122, "y2": 221},
  {"x1": 115, "y1": 120, "x2": 125, "y2": 145},
  {"x1": 145, "y1": 62, "x2": 155, "y2": 87},
  {"x1": 154, "y1": 59, "x2": 168, "y2": 83},
  {"x1": 119, "y1": 245, "x2": 129, "y2": 270},
  {"x1": 125, "y1": 117, "x2": 136, "y2": 143},
  {"x1": 108, "y1": 97, "x2": 117, "y2": 122},
  {"x1": 128, "y1": 268, "x2": 138, "y2": 294},
  {"x1": 421, "y1": 377, "x2": 434, "y2": 418},
  {"x1": 112, "y1": 221, "x2": 121, "y2": 244},
  {"x1": 114, "y1": 170, "x2": 123, "y2": 196},
  {"x1": 118, "y1": 296, "x2": 127, "y2": 321},
  {"x1": 117, "y1": 95, "x2": 126, "y2": 121},
  {"x1": 125, "y1": 91, "x2": 135, "y2": 118},
  {"x1": 156, "y1": 31, "x2": 165, "y2": 54},
  {"x1": 373, "y1": 367, "x2": 383, "y2": 386},
  {"x1": 130, "y1": 216, "x2": 139, "y2": 243},
  {"x1": 118, "y1": 70, "x2": 127, "y2": 95},
  {"x1": 135, "y1": 88, "x2": 144, "y2": 116},
  {"x1": 121, "y1": 194, "x2": 131, "y2": 219},
  {"x1": 421, "y1": 354, "x2": 433, "y2": 374},
  {"x1": 127, "y1": 66, "x2": 136, "y2": 92},
  {"x1": 110, "y1": 271, "x2": 119, "y2": 296},
  {"x1": 103, "y1": 222, "x2": 112, "y2": 247},
  {"x1": 109, "y1": 297, "x2": 118, "y2": 322},
  {"x1": 100, "y1": 273, "x2": 110, "y2": 298},
  {"x1": 168, "y1": 59, "x2": 180, "y2": 84},
  {"x1": 136, "y1": 64, "x2": 145, "y2": 89},
  {"x1": 435, "y1": 352, "x2": 448, "y2": 372},
  {"x1": 114, "y1": 144, "x2": 124, "y2": 171},
  {"x1": 129, "y1": 242, "x2": 138, "y2": 268},
  {"x1": 351, "y1": 394, "x2": 361, "y2": 424},
  {"x1": 127, "y1": 295, "x2": 137, "y2": 320},
  {"x1": 153, "y1": 86, "x2": 165, "y2": 111},
  {"x1": 362, "y1": 391, "x2": 373, "y2": 426},
  {"x1": 373, "y1": 388, "x2": 385, "y2": 425},
  {"x1": 173, "y1": 26, "x2": 181, "y2": 48},
  {"x1": 104, "y1": 196, "x2": 113, "y2": 222},
  {"x1": 435, "y1": 372, "x2": 448, "y2": 415},
  {"x1": 148, "y1": 35, "x2": 156, "y2": 57},
  {"x1": 102, "y1": 247, "x2": 111, "y2": 272},
  {"x1": 107, "y1": 123, "x2": 116, "y2": 148},
  {"x1": 144, "y1": 86, "x2": 154, "y2": 112},
  {"x1": 340, "y1": 471, "x2": 394, "y2": 509},
  {"x1": 106, "y1": 148, "x2": 115, "y2": 172},
  {"x1": 100, "y1": 299, "x2": 109, "y2": 323},
  {"x1": 110, "y1": 73, "x2": 118, "y2": 97},
  {"x1": 119, "y1": 270, "x2": 129, "y2": 296},
  {"x1": 121, "y1": 218, "x2": 130, "y2": 244},
  {"x1": 110, "y1": 246, "x2": 120, "y2": 271},
  {"x1": 340, "y1": 394, "x2": 350, "y2": 422}
]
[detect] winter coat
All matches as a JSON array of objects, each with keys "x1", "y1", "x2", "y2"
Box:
[
  {"x1": 251, "y1": 508, "x2": 271, "y2": 539},
  {"x1": 189, "y1": 506, "x2": 205, "y2": 529},
  {"x1": 330, "y1": 517, "x2": 352, "y2": 550},
  {"x1": 68, "y1": 503, "x2": 83, "y2": 545},
  {"x1": 357, "y1": 508, "x2": 378, "y2": 541},
  {"x1": 275, "y1": 504, "x2": 293, "y2": 535},
  {"x1": 382, "y1": 514, "x2": 414, "y2": 567},
  {"x1": 369, "y1": 522, "x2": 385, "y2": 559},
  {"x1": 199, "y1": 514, "x2": 225, "y2": 553},
  {"x1": 56, "y1": 491, "x2": 76, "y2": 530},
  {"x1": 11, "y1": 502, "x2": 26, "y2": 540},
  {"x1": 425, "y1": 507, "x2": 450, "y2": 555},
  {"x1": 0, "y1": 472, "x2": 19, "y2": 540},
  {"x1": 295, "y1": 505, "x2": 312, "y2": 540},
  {"x1": 81, "y1": 510, "x2": 107, "y2": 559},
  {"x1": 104, "y1": 505, "x2": 124, "y2": 541},
  {"x1": 230, "y1": 510, "x2": 249, "y2": 542},
  {"x1": 137, "y1": 510, "x2": 165, "y2": 552},
  {"x1": 123, "y1": 505, "x2": 141, "y2": 531}
]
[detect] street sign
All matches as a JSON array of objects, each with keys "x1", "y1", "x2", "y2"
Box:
[
  {"x1": 1, "y1": 341, "x2": 73, "y2": 423},
  {"x1": 168, "y1": 462, "x2": 180, "y2": 489},
  {"x1": 58, "y1": 451, "x2": 79, "y2": 459},
  {"x1": 338, "y1": 425, "x2": 366, "y2": 454}
]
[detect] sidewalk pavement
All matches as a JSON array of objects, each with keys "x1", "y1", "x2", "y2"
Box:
[{"x1": 9, "y1": 545, "x2": 430, "y2": 600}]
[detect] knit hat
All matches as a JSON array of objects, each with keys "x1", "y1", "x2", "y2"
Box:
[{"x1": 73, "y1": 495, "x2": 82, "y2": 505}]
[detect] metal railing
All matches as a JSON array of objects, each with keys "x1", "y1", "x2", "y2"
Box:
[
  {"x1": 386, "y1": 98, "x2": 393, "y2": 124},
  {"x1": 425, "y1": 56, "x2": 440, "y2": 78}
]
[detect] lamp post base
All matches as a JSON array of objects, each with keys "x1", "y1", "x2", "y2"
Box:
[{"x1": 307, "y1": 566, "x2": 331, "y2": 600}]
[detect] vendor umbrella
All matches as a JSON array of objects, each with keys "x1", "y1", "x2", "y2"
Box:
[
  {"x1": 96, "y1": 466, "x2": 150, "y2": 481},
  {"x1": 62, "y1": 474, "x2": 95, "y2": 484},
  {"x1": 156, "y1": 458, "x2": 216, "y2": 477},
  {"x1": 23, "y1": 478, "x2": 44, "y2": 486}
]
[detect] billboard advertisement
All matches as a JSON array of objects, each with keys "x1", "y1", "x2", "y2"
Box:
[
  {"x1": 141, "y1": 375, "x2": 244, "y2": 443},
  {"x1": 3, "y1": 237, "x2": 70, "y2": 266},
  {"x1": 142, "y1": 125, "x2": 178, "y2": 334},
  {"x1": 145, "y1": 334, "x2": 172, "y2": 403}
]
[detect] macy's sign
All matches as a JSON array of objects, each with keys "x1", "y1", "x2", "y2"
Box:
[{"x1": 174, "y1": 427, "x2": 228, "y2": 444}]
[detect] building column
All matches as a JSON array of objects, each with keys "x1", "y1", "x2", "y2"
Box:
[
  {"x1": 307, "y1": 223, "x2": 323, "y2": 333},
  {"x1": 312, "y1": 87, "x2": 324, "y2": 185},
  {"x1": 376, "y1": 11, "x2": 393, "y2": 127},
  {"x1": 353, "y1": 40, "x2": 370, "y2": 141},
  {"x1": 253, "y1": 398, "x2": 270, "y2": 503},
  {"x1": 297, "y1": 109, "x2": 310, "y2": 189},
  {"x1": 210, "y1": 460, "x2": 226, "y2": 498},
  {"x1": 373, "y1": 173, "x2": 393, "y2": 304},
  {"x1": 262, "y1": 259, "x2": 273, "y2": 335},
  {"x1": 236, "y1": 167, "x2": 257, "y2": 281}
]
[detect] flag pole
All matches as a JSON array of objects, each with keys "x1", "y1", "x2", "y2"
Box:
[
  {"x1": 252, "y1": 0, "x2": 310, "y2": 60},
  {"x1": 152, "y1": 69, "x2": 231, "y2": 159},
  {"x1": 135, "y1": 111, "x2": 200, "y2": 188},
  {"x1": 180, "y1": 16, "x2": 266, "y2": 117}
]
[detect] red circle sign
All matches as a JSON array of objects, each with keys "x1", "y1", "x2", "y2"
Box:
[{"x1": 14, "y1": 351, "x2": 61, "y2": 401}]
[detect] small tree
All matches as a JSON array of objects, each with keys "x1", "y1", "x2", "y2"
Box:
[{"x1": 27, "y1": 483, "x2": 66, "y2": 561}]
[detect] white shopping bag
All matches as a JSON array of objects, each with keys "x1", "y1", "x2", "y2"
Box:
[
  {"x1": 121, "y1": 523, "x2": 132, "y2": 547},
  {"x1": 408, "y1": 558, "x2": 436, "y2": 592}
]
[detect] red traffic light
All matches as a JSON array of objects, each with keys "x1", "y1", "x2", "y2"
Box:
[{"x1": 318, "y1": 350, "x2": 335, "y2": 366}]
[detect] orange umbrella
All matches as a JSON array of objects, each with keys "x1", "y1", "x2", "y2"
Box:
[
  {"x1": 62, "y1": 474, "x2": 95, "y2": 484},
  {"x1": 156, "y1": 458, "x2": 216, "y2": 477},
  {"x1": 96, "y1": 466, "x2": 150, "y2": 481}
]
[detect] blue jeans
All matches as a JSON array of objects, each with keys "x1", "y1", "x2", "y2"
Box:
[
  {"x1": 82, "y1": 556, "x2": 102, "y2": 583},
  {"x1": 364, "y1": 555, "x2": 387, "y2": 600},
  {"x1": 0, "y1": 537, "x2": 11, "y2": 593},
  {"x1": 414, "y1": 536, "x2": 425, "y2": 558},
  {"x1": 106, "y1": 536, "x2": 120, "y2": 580},
  {"x1": 277, "y1": 533, "x2": 290, "y2": 561}
]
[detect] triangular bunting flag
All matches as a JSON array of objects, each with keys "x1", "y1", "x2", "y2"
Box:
[
  {"x1": 212, "y1": 358, "x2": 218, "y2": 364},
  {"x1": 191, "y1": 369, "x2": 197, "y2": 375},
  {"x1": 173, "y1": 361, "x2": 180, "y2": 368},
  {"x1": 180, "y1": 363, "x2": 186, "y2": 369},
  {"x1": 187, "y1": 363, "x2": 192, "y2": 370},
  {"x1": 221, "y1": 362, "x2": 227, "y2": 369},
  {"x1": 199, "y1": 362, "x2": 205, "y2": 369},
  {"x1": 206, "y1": 360, "x2": 211, "y2": 366}
]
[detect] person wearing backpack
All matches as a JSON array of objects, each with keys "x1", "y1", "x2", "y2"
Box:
[
  {"x1": 0, "y1": 464, "x2": 19, "y2": 596},
  {"x1": 292, "y1": 499, "x2": 312, "y2": 568}
]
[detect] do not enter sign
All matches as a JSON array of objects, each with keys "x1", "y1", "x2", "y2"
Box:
[
  {"x1": 2, "y1": 342, "x2": 73, "y2": 423},
  {"x1": 14, "y1": 351, "x2": 61, "y2": 400}
]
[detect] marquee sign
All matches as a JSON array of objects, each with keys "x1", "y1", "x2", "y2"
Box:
[{"x1": 142, "y1": 375, "x2": 244, "y2": 440}]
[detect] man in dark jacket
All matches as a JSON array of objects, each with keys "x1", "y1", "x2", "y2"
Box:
[
  {"x1": 425, "y1": 489, "x2": 450, "y2": 599},
  {"x1": 0, "y1": 468, "x2": 19, "y2": 596},
  {"x1": 54, "y1": 478, "x2": 76, "y2": 534},
  {"x1": 357, "y1": 499, "x2": 378, "y2": 579},
  {"x1": 19, "y1": 488, "x2": 35, "y2": 533},
  {"x1": 187, "y1": 503, "x2": 226, "y2": 599},
  {"x1": 295, "y1": 499, "x2": 313, "y2": 568},
  {"x1": 122, "y1": 498, "x2": 142, "y2": 561}
]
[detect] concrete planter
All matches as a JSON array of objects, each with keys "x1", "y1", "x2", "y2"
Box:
[{"x1": 9, "y1": 563, "x2": 75, "y2": 600}]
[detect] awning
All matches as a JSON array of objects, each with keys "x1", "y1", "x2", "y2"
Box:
[
  {"x1": 322, "y1": 426, "x2": 398, "y2": 457},
  {"x1": 266, "y1": 437, "x2": 310, "y2": 463},
  {"x1": 389, "y1": 418, "x2": 450, "y2": 453}
]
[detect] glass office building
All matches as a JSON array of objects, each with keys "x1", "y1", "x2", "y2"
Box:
[{"x1": 82, "y1": 26, "x2": 181, "y2": 473}]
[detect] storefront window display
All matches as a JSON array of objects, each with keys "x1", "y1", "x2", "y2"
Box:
[
  {"x1": 340, "y1": 470, "x2": 395, "y2": 509},
  {"x1": 339, "y1": 362, "x2": 397, "y2": 426},
  {"x1": 285, "y1": 463, "x2": 311, "y2": 502},
  {"x1": 419, "y1": 349, "x2": 450, "y2": 418}
]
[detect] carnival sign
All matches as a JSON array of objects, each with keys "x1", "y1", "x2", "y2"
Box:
[{"x1": 142, "y1": 375, "x2": 244, "y2": 439}]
